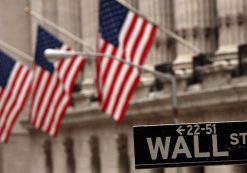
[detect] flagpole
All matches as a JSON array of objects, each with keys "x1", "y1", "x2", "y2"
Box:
[
  {"x1": 24, "y1": 8, "x2": 95, "y2": 52},
  {"x1": 45, "y1": 49, "x2": 178, "y2": 121},
  {"x1": 116, "y1": 0, "x2": 201, "y2": 54},
  {"x1": 0, "y1": 40, "x2": 33, "y2": 62}
]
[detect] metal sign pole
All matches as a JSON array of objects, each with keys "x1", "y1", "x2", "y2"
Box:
[
  {"x1": 134, "y1": 121, "x2": 247, "y2": 169},
  {"x1": 45, "y1": 49, "x2": 178, "y2": 120}
]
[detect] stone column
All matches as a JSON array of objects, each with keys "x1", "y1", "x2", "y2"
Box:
[
  {"x1": 138, "y1": 0, "x2": 175, "y2": 66},
  {"x1": 43, "y1": 0, "x2": 58, "y2": 32},
  {"x1": 0, "y1": 0, "x2": 31, "y2": 65},
  {"x1": 53, "y1": 137, "x2": 67, "y2": 173},
  {"x1": 73, "y1": 136, "x2": 90, "y2": 173},
  {"x1": 100, "y1": 134, "x2": 119, "y2": 173},
  {"x1": 173, "y1": 0, "x2": 217, "y2": 70},
  {"x1": 31, "y1": 0, "x2": 81, "y2": 48},
  {"x1": 80, "y1": 0, "x2": 98, "y2": 89},
  {"x1": 165, "y1": 168, "x2": 177, "y2": 173},
  {"x1": 57, "y1": 0, "x2": 81, "y2": 48},
  {"x1": 0, "y1": 0, "x2": 30, "y2": 139},
  {"x1": 30, "y1": 0, "x2": 59, "y2": 54},
  {"x1": 30, "y1": 0, "x2": 43, "y2": 54},
  {"x1": 30, "y1": 0, "x2": 84, "y2": 90},
  {"x1": 205, "y1": 165, "x2": 247, "y2": 173},
  {"x1": 56, "y1": 0, "x2": 84, "y2": 88},
  {"x1": 216, "y1": 0, "x2": 247, "y2": 61}
]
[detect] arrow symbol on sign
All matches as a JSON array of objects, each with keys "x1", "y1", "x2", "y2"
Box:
[{"x1": 176, "y1": 126, "x2": 185, "y2": 135}]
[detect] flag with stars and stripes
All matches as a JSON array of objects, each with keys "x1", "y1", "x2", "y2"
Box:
[
  {"x1": 96, "y1": 0, "x2": 157, "y2": 122},
  {"x1": 30, "y1": 26, "x2": 86, "y2": 136},
  {"x1": 0, "y1": 51, "x2": 32, "y2": 143}
]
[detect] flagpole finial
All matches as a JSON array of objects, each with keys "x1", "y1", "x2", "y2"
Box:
[{"x1": 24, "y1": 7, "x2": 31, "y2": 14}]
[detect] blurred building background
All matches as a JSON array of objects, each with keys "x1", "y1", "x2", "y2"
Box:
[{"x1": 1, "y1": 0, "x2": 247, "y2": 173}]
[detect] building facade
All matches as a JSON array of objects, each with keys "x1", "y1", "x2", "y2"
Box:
[{"x1": 1, "y1": 0, "x2": 247, "y2": 173}]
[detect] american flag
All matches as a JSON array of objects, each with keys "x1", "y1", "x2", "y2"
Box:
[
  {"x1": 30, "y1": 26, "x2": 86, "y2": 136},
  {"x1": 0, "y1": 51, "x2": 32, "y2": 143},
  {"x1": 97, "y1": 0, "x2": 157, "y2": 122}
]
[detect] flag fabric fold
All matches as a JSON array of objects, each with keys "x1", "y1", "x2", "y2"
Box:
[
  {"x1": 97, "y1": 0, "x2": 157, "y2": 122},
  {"x1": 0, "y1": 51, "x2": 32, "y2": 143},
  {"x1": 30, "y1": 26, "x2": 86, "y2": 136}
]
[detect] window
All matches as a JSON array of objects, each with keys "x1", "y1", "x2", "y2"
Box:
[
  {"x1": 43, "y1": 140, "x2": 53, "y2": 173},
  {"x1": 64, "y1": 138, "x2": 76, "y2": 173},
  {"x1": 89, "y1": 136, "x2": 101, "y2": 173},
  {"x1": 116, "y1": 134, "x2": 130, "y2": 173}
]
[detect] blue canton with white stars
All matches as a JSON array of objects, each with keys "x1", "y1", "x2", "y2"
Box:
[
  {"x1": 35, "y1": 25, "x2": 63, "y2": 73},
  {"x1": 100, "y1": 0, "x2": 128, "y2": 47},
  {"x1": 0, "y1": 51, "x2": 16, "y2": 88}
]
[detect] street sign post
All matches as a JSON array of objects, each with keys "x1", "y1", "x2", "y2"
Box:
[{"x1": 134, "y1": 121, "x2": 247, "y2": 169}]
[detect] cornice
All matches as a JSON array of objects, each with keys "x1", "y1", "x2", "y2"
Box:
[{"x1": 21, "y1": 81, "x2": 247, "y2": 130}]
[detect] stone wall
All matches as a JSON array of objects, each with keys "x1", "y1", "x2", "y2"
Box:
[{"x1": 1, "y1": 0, "x2": 247, "y2": 173}]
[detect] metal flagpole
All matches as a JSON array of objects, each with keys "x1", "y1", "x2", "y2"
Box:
[
  {"x1": 45, "y1": 49, "x2": 178, "y2": 122},
  {"x1": 116, "y1": 0, "x2": 201, "y2": 54},
  {"x1": 23, "y1": 4, "x2": 180, "y2": 122},
  {"x1": 24, "y1": 8, "x2": 95, "y2": 52},
  {"x1": 0, "y1": 40, "x2": 33, "y2": 62}
]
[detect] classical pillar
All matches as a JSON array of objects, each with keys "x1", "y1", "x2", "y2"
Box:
[
  {"x1": 52, "y1": 138, "x2": 67, "y2": 173},
  {"x1": 138, "y1": 0, "x2": 175, "y2": 66},
  {"x1": 173, "y1": 0, "x2": 217, "y2": 70},
  {"x1": 30, "y1": 0, "x2": 43, "y2": 54},
  {"x1": 165, "y1": 168, "x2": 177, "y2": 173},
  {"x1": 43, "y1": 0, "x2": 58, "y2": 29},
  {"x1": 56, "y1": 0, "x2": 85, "y2": 89},
  {"x1": 57, "y1": 0, "x2": 81, "y2": 48},
  {"x1": 100, "y1": 134, "x2": 118, "y2": 173},
  {"x1": 30, "y1": 0, "x2": 59, "y2": 54},
  {"x1": 0, "y1": 0, "x2": 31, "y2": 64},
  {"x1": 30, "y1": 0, "x2": 84, "y2": 91},
  {"x1": 80, "y1": 0, "x2": 98, "y2": 84},
  {"x1": 205, "y1": 165, "x2": 247, "y2": 173},
  {"x1": 31, "y1": 0, "x2": 81, "y2": 49},
  {"x1": 216, "y1": 0, "x2": 247, "y2": 61}
]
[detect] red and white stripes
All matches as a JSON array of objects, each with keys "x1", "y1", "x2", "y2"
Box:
[
  {"x1": 55, "y1": 45, "x2": 87, "y2": 95},
  {"x1": 30, "y1": 65, "x2": 70, "y2": 136},
  {"x1": 30, "y1": 46, "x2": 86, "y2": 136},
  {"x1": 0, "y1": 63, "x2": 32, "y2": 143},
  {"x1": 97, "y1": 12, "x2": 157, "y2": 122}
]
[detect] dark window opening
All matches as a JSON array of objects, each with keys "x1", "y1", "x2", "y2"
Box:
[
  {"x1": 43, "y1": 140, "x2": 53, "y2": 173},
  {"x1": 117, "y1": 134, "x2": 130, "y2": 173},
  {"x1": 64, "y1": 138, "x2": 76, "y2": 173},
  {"x1": 89, "y1": 136, "x2": 101, "y2": 173}
]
